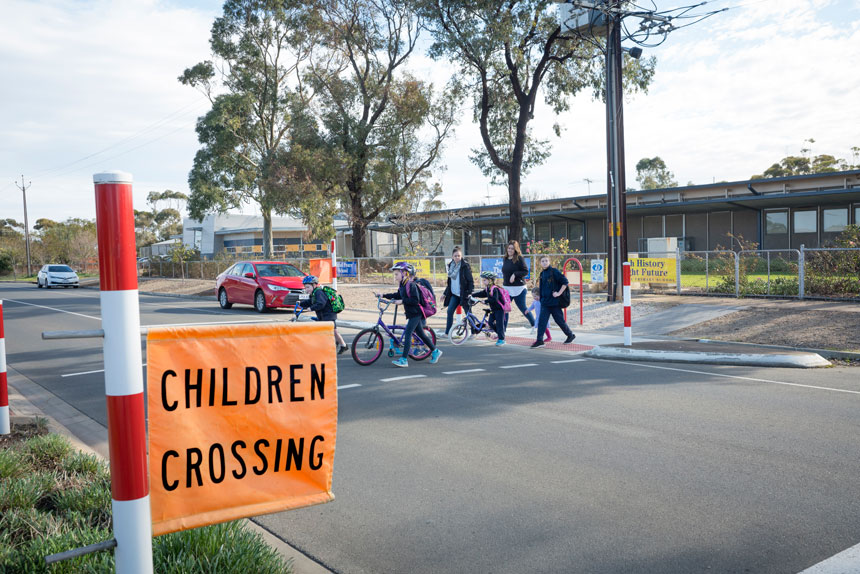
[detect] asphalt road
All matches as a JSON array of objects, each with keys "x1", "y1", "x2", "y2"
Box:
[{"x1": 2, "y1": 282, "x2": 859, "y2": 574}]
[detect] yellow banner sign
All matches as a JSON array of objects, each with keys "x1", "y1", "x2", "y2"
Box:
[
  {"x1": 628, "y1": 257, "x2": 676, "y2": 284},
  {"x1": 147, "y1": 322, "x2": 337, "y2": 536},
  {"x1": 402, "y1": 258, "x2": 431, "y2": 277}
]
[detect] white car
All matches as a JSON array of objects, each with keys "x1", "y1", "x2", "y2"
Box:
[{"x1": 37, "y1": 264, "x2": 80, "y2": 288}]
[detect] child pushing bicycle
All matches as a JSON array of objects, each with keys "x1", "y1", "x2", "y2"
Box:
[
  {"x1": 375, "y1": 262, "x2": 442, "y2": 368},
  {"x1": 472, "y1": 271, "x2": 508, "y2": 346},
  {"x1": 299, "y1": 275, "x2": 348, "y2": 354}
]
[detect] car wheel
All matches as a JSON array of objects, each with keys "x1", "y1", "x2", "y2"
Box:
[
  {"x1": 37, "y1": 278, "x2": 43, "y2": 288},
  {"x1": 218, "y1": 288, "x2": 233, "y2": 309},
  {"x1": 254, "y1": 290, "x2": 268, "y2": 313},
  {"x1": 73, "y1": 286, "x2": 79, "y2": 289}
]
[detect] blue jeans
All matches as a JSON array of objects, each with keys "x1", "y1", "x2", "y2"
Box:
[
  {"x1": 402, "y1": 315, "x2": 436, "y2": 357},
  {"x1": 446, "y1": 294, "x2": 464, "y2": 334},
  {"x1": 504, "y1": 289, "x2": 535, "y2": 329},
  {"x1": 488, "y1": 308, "x2": 506, "y2": 341},
  {"x1": 536, "y1": 305, "x2": 572, "y2": 343}
]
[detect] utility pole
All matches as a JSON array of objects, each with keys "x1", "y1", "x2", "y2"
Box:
[
  {"x1": 14, "y1": 175, "x2": 32, "y2": 277},
  {"x1": 583, "y1": 178, "x2": 593, "y2": 194},
  {"x1": 604, "y1": 0, "x2": 628, "y2": 302}
]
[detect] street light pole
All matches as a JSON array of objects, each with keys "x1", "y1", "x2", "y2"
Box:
[{"x1": 14, "y1": 175, "x2": 32, "y2": 277}]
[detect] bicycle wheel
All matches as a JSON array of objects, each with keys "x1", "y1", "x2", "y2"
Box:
[
  {"x1": 410, "y1": 327, "x2": 437, "y2": 361},
  {"x1": 448, "y1": 318, "x2": 471, "y2": 345},
  {"x1": 351, "y1": 328, "x2": 383, "y2": 366}
]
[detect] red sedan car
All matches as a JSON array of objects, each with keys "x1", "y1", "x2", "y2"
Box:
[{"x1": 216, "y1": 261, "x2": 307, "y2": 313}]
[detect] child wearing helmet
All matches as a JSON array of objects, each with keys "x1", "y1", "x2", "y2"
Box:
[
  {"x1": 300, "y1": 275, "x2": 348, "y2": 354},
  {"x1": 472, "y1": 271, "x2": 507, "y2": 346},
  {"x1": 375, "y1": 262, "x2": 442, "y2": 367}
]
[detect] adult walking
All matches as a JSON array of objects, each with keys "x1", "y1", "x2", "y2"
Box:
[
  {"x1": 442, "y1": 246, "x2": 474, "y2": 335},
  {"x1": 502, "y1": 240, "x2": 536, "y2": 330}
]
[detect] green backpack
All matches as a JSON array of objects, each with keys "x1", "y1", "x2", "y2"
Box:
[{"x1": 315, "y1": 286, "x2": 345, "y2": 313}]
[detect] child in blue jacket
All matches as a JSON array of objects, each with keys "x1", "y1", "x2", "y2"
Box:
[{"x1": 531, "y1": 255, "x2": 576, "y2": 348}]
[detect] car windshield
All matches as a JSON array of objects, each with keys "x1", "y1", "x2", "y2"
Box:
[
  {"x1": 48, "y1": 265, "x2": 74, "y2": 273},
  {"x1": 255, "y1": 263, "x2": 304, "y2": 278}
]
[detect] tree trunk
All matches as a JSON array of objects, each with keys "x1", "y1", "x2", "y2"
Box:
[
  {"x1": 349, "y1": 187, "x2": 368, "y2": 257},
  {"x1": 507, "y1": 109, "x2": 530, "y2": 244},
  {"x1": 351, "y1": 221, "x2": 368, "y2": 258},
  {"x1": 261, "y1": 208, "x2": 273, "y2": 259}
]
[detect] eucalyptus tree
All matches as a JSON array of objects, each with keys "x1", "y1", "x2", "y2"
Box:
[
  {"x1": 309, "y1": 0, "x2": 458, "y2": 256},
  {"x1": 422, "y1": 0, "x2": 656, "y2": 243},
  {"x1": 180, "y1": 0, "x2": 317, "y2": 258}
]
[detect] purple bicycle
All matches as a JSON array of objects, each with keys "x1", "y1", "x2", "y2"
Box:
[{"x1": 351, "y1": 296, "x2": 437, "y2": 366}]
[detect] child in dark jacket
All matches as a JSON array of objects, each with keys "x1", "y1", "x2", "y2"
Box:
[
  {"x1": 472, "y1": 271, "x2": 507, "y2": 346},
  {"x1": 532, "y1": 255, "x2": 576, "y2": 348},
  {"x1": 299, "y1": 275, "x2": 348, "y2": 354},
  {"x1": 375, "y1": 262, "x2": 442, "y2": 368}
]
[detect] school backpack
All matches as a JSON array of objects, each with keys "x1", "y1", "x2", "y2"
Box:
[
  {"x1": 491, "y1": 285, "x2": 512, "y2": 313},
  {"x1": 315, "y1": 286, "x2": 345, "y2": 313},
  {"x1": 413, "y1": 278, "x2": 437, "y2": 318}
]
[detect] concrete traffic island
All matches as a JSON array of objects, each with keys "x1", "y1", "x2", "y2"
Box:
[{"x1": 584, "y1": 340, "x2": 832, "y2": 368}]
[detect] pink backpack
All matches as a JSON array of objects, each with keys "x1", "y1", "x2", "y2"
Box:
[
  {"x1": 491, "y1": 285, "x2": 512, "y2": 313},
  {"x1": 413, "y1": 280, "x2": 437, "y2": 318}
]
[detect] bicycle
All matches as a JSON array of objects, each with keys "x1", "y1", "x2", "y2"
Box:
[
  {"x1": 351, "y1": 296, "x2": 437, "y2": 366},
  {"x1": 448, "y1": 297, "x2": 499, "y2": 345}
]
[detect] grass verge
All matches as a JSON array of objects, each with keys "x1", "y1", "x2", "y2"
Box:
[{"x1": 1, "y1": 422, "x2": 292, "y2": 573}]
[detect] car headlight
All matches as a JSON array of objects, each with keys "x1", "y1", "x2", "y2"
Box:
[{"x1": 267, "y1": 284, "x2": 290, "y2": 292}]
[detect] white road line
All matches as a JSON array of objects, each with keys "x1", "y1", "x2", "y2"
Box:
[
  {"x1": 2, "y1": 298, "x2": 101, "y2": 321},
  {"x1": 551, "y1": 359, "x2": 587, "y2": 364},
  {"x1": 499, "y1": 364, "x2": 538, "y2": 369},
  {"x1": 593, "y1": 358, "x2": 860, "y2": 396},
  {"x1": 337, "y1": 384, "x2": 362, "y2": 390},
  {"x1": 799, "y1": 541, "x2": 860, "y2": 573},
  {"x1": 380, "y1": 375, "x2": 427, "y2": 382},
  {"x1": 62, "y1": 364, "x2": 147, "y2": 378},
  {"x1": 442, "y1": 369, "x2": 486, "y2": 375}
]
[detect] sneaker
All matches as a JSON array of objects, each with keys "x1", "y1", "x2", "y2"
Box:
[
  {"x1": 545, "y1": 335, "x2": 552, "y2": 343},
  {"x1": 529, "y1": 327, "x2": 536, "y2": 335},
  {"x1": 495, "y1": 340, "x2": 506, "y2": 347},
  {"x1": 531, "y1": 341, "x2": 545, "y2": 349},
  {"x1": 337, "y1": 344, "x2": 348, "y2": 355},
  {"x1": 392, "y1": 357, "x2": 408, "y2": 368},
  {"x1": 564, "y1": 333, "x2": 576, "y2": 344},
  {"x1": 429, "y1": 349, "x2": 443, "y2": 364}
]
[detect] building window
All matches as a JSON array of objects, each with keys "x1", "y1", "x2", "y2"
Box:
[
  {"x1": 535, "y1": 223, "x2": 551, "y2": 242},
  {"x1": 551, "y1": 221, "x2": 567, "y2": 240},
  {"x1": 568, "y1": 222, "x2": 584, "y2": 242},
  {"x1": 855, "y1": 206, "x2": 860, "y2": 225},
  {"x1": 765, "y1": 211, "x2": 787, "y2": 235},
  {"x1": 481, "y1": 228, "x2": 493, "y2": 246},
  {"x1": 493, "y1": 226, "x2": 507, "y2": 245},
  {"x1": 793, "y1": 210, "x2": 817, "y2": 233},
  {"x1": 193, "y1": 229, "x2": 202, "y2": 250},
  {"x1": 822, "y1": 208, "x2": 848, "y2": 232}
]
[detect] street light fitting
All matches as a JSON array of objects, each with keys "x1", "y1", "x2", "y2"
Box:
[{"x1": 622, "y1": 46, "x2": 643, "y2": 59}]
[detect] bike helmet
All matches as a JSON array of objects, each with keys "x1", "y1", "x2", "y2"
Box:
[
  {"x1": 302, "y1": 275, "x2": 318, "y2": 285},
  {"x1": 480, "y1": 271, "x2": 497, "y2": 280},
  {"x1": 390, "y1": 261, "x2": 415, "y2": 276}
]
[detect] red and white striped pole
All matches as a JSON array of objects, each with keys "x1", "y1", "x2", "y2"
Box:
[
  {"x1": 94, "y1": 171, "x2": 152, "y2": 573},
  {"x1": 330, "y1": 238, "x2": 338, "y2": 290},
  {"x1": 0, "y1": 300, "x2": 9, "y2": 435},
  {"x1": 623, "y1": 262, "x2": 632, "y2": 346}
]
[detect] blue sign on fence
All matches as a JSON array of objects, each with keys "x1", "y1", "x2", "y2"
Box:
[
  {"x1": 337, "y1": 260, "x2": 358, "y2": 278},
  {"x1": 480, "y1": 257, "x2": 530, "y2": 280}
]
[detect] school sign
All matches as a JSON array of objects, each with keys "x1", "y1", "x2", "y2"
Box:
[{"x1": 628, "y1": 257, "x2": 676, "y2": 284}]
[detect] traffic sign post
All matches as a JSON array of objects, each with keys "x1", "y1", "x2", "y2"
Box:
[
  {"x1": 94, "y1": 171, "x2": 153, "y2": 573},
  {"x1": 330, "y1": 239, "x2": 338, "y2": 290}
]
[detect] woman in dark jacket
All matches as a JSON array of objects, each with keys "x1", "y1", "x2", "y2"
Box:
[
  {"x1": 501, "y1": 240, "x2": 536, "y2": 330},
  {"x1": 442, "y1": 246, "x2": 474, "y2": 335}
]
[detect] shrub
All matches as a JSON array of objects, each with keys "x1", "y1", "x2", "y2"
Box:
[{"x1": 24, "y1": 434, "x2": 72, "y2": 469}]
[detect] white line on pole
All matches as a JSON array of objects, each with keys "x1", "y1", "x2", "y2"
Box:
[
  {"x1": 499, "y1": 364, "x2": 538, "y2": 369},
  {"x1": 380, "y1": 374, "x2": 427, "y2": 382},
  {"x1": 592, "y1": 358, "x2": 860, "y2": 395},
  {"x1": 442, "y1": 369, "x2": 486, "y2": 375},
  {"x1": 337, "y1": 384, "x2": 362, "y2": 390},
  {"x1": 550, "y1": 359, "x2": 587, "y2": 364}
]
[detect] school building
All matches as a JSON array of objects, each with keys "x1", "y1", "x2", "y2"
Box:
[{"x1": 374, "y1": 170, "x2": 860, "y2": 256}]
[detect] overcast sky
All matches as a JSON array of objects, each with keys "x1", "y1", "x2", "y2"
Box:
[{"x1": 1, "y1": 0, "x2": 859, "y2": 226}]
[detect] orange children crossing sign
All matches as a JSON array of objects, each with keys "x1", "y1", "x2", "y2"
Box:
[{"x1": 146, "y1": 322, "x2": 337, "y2": 536}]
